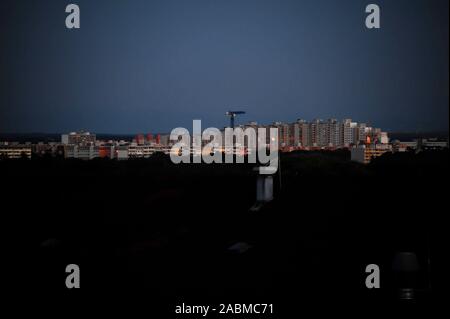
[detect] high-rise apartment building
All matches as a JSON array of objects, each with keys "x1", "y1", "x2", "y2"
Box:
[{"x1": 61, "y1": 131, "x2": 96, "y2": 145}]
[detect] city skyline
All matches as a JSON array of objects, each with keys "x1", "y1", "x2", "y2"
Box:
[{"x1": 1, "y1": 0, "x2": 448, "y2": 133}]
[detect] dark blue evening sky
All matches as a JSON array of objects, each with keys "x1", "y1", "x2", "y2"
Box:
[{"x1": 1, "y1": 0, "x2": 448, "y2": 133}]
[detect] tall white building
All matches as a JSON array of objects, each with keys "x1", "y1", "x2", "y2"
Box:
[
  {"x1": 343, "y1": 119, "x2": 358, "y2": 147},
  {"x1": 61, "y1": 131, "x2": 96, "y2": 145}
]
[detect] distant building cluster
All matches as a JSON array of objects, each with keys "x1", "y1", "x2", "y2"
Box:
[
  {"x1": 0, "y1": 145, "x2": 33, "y2": 159},
  {"x1": 1, "y1": 121, "x2": 448, "y2": 164},
  {"x1": 60, "y1": 131, "x2": 172, "y2": 160},
  {"x1": 349, "y1": 137, "x2": 449, "y2": 164},
  {"x1": 233, "y1": 118, "x2": 394, "y2": 164},
  {"x1": 391, "y1": 138, "x2": 449, "y2": 152},
  {"x1": 238, "y1": 118, "x2": 389, "y2": 151}
]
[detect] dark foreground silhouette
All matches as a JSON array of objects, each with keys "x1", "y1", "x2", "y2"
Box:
[{"x1": 3, "y1": 149, "x2": 447, "y2": 316}]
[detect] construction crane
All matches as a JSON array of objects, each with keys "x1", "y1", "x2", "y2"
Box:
[{"x1": 225, "y1": 111, "x2": 246, "y2": 128}]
